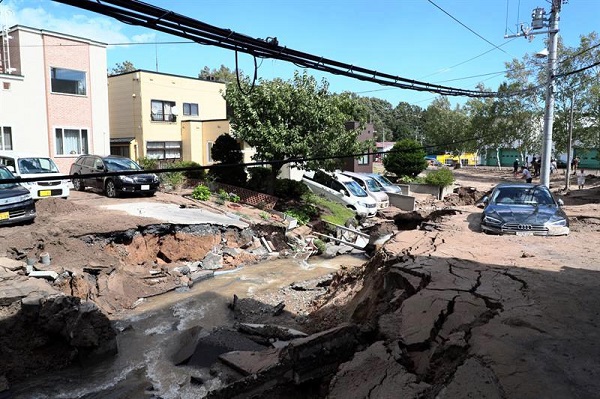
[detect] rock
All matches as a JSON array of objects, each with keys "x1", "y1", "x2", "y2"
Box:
[
  {"x1": 219, "y1": 347, "x2": 283, "y2": 376},
  {"x1": 173, "y1": 265, "x2": 191, "y2": 276},
  {"x1": 337, "y1": 244, "x2": 353, "y2": 255},
  {"x1": 189, "y1": 270, "x2": 214, "y2": 284},
  {"x1": 328, "y1": 341, "x2": 430, "y2": 399},
  {"x1": 323, "y1": 244, "x2": 341, "y2": 259},
  {"x1": 0, "y1": 375, "x2": 8, "y2": 393},
  {"x1": 201, "y1": 252, "x2": 223, "y2": 270},
  {"x1": 0, "y1": 277, "x2": 56, "y2": 306},
  {"x1": 237, "y1": 323, "x2": 308, "y2": 341},
  {"x1": 0, "y1": 257, "x2": 25, "y2": 271}
]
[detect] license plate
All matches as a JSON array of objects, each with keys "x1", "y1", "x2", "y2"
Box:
[
  {"x1": 516, "y1": 231, "x2": 533, "y2": 237},
  {"x1": 39, "y1": 190, "x2": 51, "y2": 197},
  {"x1": 141, "y1": 185, "x2": 150, "y2": 190},
  {"x1": 0, "y1": 212, "x2": 9, "y2": 220}
]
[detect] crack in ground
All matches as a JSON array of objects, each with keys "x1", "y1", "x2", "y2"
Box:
[
  {"x1": 367, "y1": 368, "x2": 389, "y2": 398},
  {"x1": 501, "y1": 270, "x2": 529, "y2": 290}
]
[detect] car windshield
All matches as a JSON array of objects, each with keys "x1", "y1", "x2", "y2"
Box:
[
  {"x1": 104, "y1": 158, "x2": 142, "y2": 172},
  {"x1": 365, "y1": 178, "x2": 382, "y2": 192},
  {"x1": 18, "y1": 157, "x2": 60, "y2": 174},
  {"x1": 0, "y1": 167, "x2": 19, "y2": 189},
  {"x1": 343, "y1": 180, "x2": 368, "y2": 197},
  {"x1": 371, "y1": 174, "x2": 393, "y2": 187},
  {"x1": 492, "y1": 186, "x2": 555, "y2": 206}
]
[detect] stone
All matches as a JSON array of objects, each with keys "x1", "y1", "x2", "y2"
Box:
[
  {"x1": 219, "y1": 348, "x2": 283, "y2": 376},
  {"x1": 0, "y1": 257, "x2": 25, "y2": 271},
  {"x1": 0, "y1": 278, "x2": 56, "y2": 306},
  {"x1": 189, "y1": 270, "x2": 214, "y2": 284},
  {"x1": 201, "y1": 252, "x2": 223, "y2": 270}
]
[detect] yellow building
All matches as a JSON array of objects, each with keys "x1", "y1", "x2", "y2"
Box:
[
  {"x1": 107, "y1": 70, "x2": 231, "y2": 165},
  {"x1": 436, "y1": 152, "x2": 478, "y2": 167}
]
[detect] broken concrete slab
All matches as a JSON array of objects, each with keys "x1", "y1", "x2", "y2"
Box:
[
  {"x1": 0, "y1": 278, "x2": 56, "y2": 306},
  {"x1": 219, "y1": 347, "x2": 282, "y2": 376},
  {"x1": 436, "y1": 357, "x2": 504, "y2": 399},
  {"x1": 328, "y1": 341, "x2": 430, "y2": 399},
  {"x1": 201, "y1": 252, "x2": 223, "y2": 270},
  {"x1": 189, "y1": 270, "x2": 214, "y2": 284},
  {"x1": 237, "y1": 323, "x2": 308, "y2": 341},
  {"x1": 0, "y1": 257, "x2": 25, "y2": 271}
]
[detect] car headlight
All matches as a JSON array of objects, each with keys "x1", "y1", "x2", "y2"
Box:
[
  {"x1": 358, "y1": 201, "x2": 375, "y2": 208},
  {"x1": 120, "y1": 175, "x2": 134, "y2": 183},
  {"x1": 152, "y1": 174, "x2": 159, "y2": 183},
  {"x1": 483, "y1": 215, "x2": 502, "y2": 225},
  {"x1": 545, "y1": 218, "x2": 567, "y2": 226}
]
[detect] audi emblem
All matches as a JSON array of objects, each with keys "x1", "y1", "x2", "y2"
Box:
[{"x1": 517, "y1": 224, "x2": 532, "y2": 230}]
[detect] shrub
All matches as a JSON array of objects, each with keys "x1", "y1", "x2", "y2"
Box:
[
  {"x1": 247, "y1": 167, "x2": 273, "y2": 193},
  {"x1": 174, "y1": 161, "x2": 206, "y2": 180},
  {"x1": 383, "y1": 139, "x2": 428, "y2": 178},
  {"x1": 218, "y1": 189, "x2": 230, "y2": 202},
  {"x1": 275, "y1": 178, "x2": 310, "y2": 200},
  {"x1": 160, "y1": 169, "x2": 185, "y2": 189},
  {"x1": 312, "y1": 238, "x2": 326, "y2": 254},
  {"x1": 191, "y1": 185, "x2": 211, "y2": 201},
  {"x1": 284, "y1": 204, "x2": 318, "y2": 225},
  {"x1": 209, "y1": 134, "x2": 246, "y2": 186},
  {"x1": 137, "y1": 156, "x2": 158, "y2": 170},
  {"x1": 229, "y1": 193, "x2": 241, "y2": 203},
  {"x1": 424, "y1": 168, "x2": 455, "y2": 187}
]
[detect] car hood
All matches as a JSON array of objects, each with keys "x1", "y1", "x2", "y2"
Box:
[
  {"x1": 485, "y1": 203, "x2": 567, "y2": 224},
  {"x1": 0, "y1": 185, "x2": 30, "y2": 199}
]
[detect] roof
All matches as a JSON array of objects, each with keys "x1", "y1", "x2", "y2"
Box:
[
  {"x1": 110, "y1": 137, "x2": 136, "y2": 144},
  {"x1": 9, "y1": 25, "x2": 107, "y2": 47},
  {"x1": 108, "y1": 69, "x2": 226, "y2": 84}
]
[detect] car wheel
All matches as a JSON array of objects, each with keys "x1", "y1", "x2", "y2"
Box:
[
  {"x1": 73, "y1": 176, "x2": 85, "y2": 191},
  {"x1": 105, "y1": 180, "x2": 118, "y2": 198},
  {"x1": 142, "y1": 191, "x2": 155, "y2": 197}
]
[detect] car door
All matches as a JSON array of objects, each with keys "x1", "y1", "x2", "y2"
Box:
[
  {"x1": 91, "y1": 157, "x2": 106, "y2": 190},
  {"x1": 80, "y1": 156, "x2": 96, "y2": 187}
]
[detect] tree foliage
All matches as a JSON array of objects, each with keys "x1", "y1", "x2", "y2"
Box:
[
  {"x1": 209, "y1": 134, "x2": 246, "y2": 186},
  {"x1": 383, "y1": 139, "x2": 428, "y2": 177},
  {"x1": 109, "y1": 61, "x2": 136, "y2": 76},
  {"x1": 199, "y1": 65, "x2": 239, "y2": 83},
  {"x1": 225, "y1": 70, "x2": 368, "y2": 189}
]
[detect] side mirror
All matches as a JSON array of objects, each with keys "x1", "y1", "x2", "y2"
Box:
[
  {"x1": 482, "y1": 196, "x2": 489, "y2": 204},
  {"x1": 558, "y1": 198, "x2": 564, "y2": 206},
  {"x1": 96, "y1": 165, "x2": 104, "y2": 171},
  {"x1": 339, "y1": 189, "x2": 347, "y2": 196}
]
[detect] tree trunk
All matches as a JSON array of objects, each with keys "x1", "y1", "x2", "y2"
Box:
[{"x1": 495, "y1": 148, "x2": 502, "y2": 170}]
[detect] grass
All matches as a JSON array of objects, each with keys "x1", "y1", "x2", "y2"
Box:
[{"x1": 308, "y1": 194, "x2": 356, "y2": 226}]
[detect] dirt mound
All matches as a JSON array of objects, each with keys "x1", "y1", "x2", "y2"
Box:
[
  {"x1": 35, "y1": 198, "x2": 86, "y2": 215},
  {"x1": 444, "y1": 186, "x2": 486, "y2": 206}
]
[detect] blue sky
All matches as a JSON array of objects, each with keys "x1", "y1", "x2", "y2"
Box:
[{"x1": 2, "y1": 0, "x2": 599, "y2": 108}]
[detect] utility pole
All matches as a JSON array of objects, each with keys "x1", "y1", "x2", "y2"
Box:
[
  {"x1": 505, "y1": 0, "x2": 565, "y2": 188},
  {"x1": 565, "y1": 92, "x2": 574, "y2": 189}
]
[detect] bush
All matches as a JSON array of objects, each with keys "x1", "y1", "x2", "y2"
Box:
[
  {"x1": 284, "y1": 203, "x2": 319, "y2": 225},
  {"x1": 137, "y1": 156, "x2": 158, "y2": 170},
  {"x1": 191, "y1": 185, "x2": 211, "y2": 201},
  {"x1": 312, "y1": 238, "x2": 326, "y2": 254},
  {"x1": 383, "y1": 139, "x2": 428, "y2": 178},
  {"x1": 247, "y1": 167, "x2": 273, "y2": 193},
  {"x1": 424, "y1": 168, "x2": 455, "y2": 187},
  {"x1": 275, "y1": 178, "x2": 310, "y2": 200},
  {"x1": 174, "y1": 161, "x2": 206, "y2": 180},
  {"x1": 209, "y1": 134, "x2": 246, "y2": 187},
  {"x1": 160, "y1": 169, "x2": 185, "y2": 189}
]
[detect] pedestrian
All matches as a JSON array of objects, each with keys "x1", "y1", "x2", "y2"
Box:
[
  {"x1": 573, "y1": 156, "x2": 580, "y2": 175},
  {"x1": 513, "y1": 159, "x2": 519, "y2": 176},
  {"x1": 521, "y1": 165, "x2": 532, "y2": 183},
  {"x1": 551, "y1": 159, "x2": 557, "y2": 174},
  {"x1": 577, "y1": 169, "x2": 586, "y2": 190}
]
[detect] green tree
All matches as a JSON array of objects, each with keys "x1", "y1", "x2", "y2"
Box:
[
  {"x1": 209, "y1": 134, "x2": 246, "y2": 186},
  {"x1": 390, "y1": 102, "x2": 424, "y2": 142},
  {"x1": 199, "y1": 65, "x2": 238, "y2": 83},
  {"x1": 109, "y1": 60, "x2": 136, "y2": 76},
  {"x1": 225, "y1": 70, "x2": 368, "y2": 191},
  {"x1": 383, "y1": 139, "x2": 428, "y2": 177}
]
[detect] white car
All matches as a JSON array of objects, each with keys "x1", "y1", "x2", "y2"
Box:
[
  {"x1": 365, "y1": 173, "x2": 402, "y2": 194},
  {"x1": 0, "y1": 151, "x2": 70, "y2": 199},
  {"x1": 302, "y1": 170, "x2": 377, "y2": 217},
  {"x1": 341, "y1": 171, "x2": 389, "y2": 210}
]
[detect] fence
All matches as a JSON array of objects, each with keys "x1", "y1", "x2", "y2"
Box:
[{"x1": 211, "y1": 182, "x2": 279, "y2": 210}]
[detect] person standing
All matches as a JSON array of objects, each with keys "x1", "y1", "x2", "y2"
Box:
[
  {"x1": 513, "y1": 159, "x2": 519, "y2": 176},
  {"x1": 572, "y1": 156, "x2": 580, "y2": 175},
  {"x1": 521, "y1": 165, "x2": 532, "y2": 183},
  {"x1": 577, "y1": 169, "x2": 586, "y2": 189}
]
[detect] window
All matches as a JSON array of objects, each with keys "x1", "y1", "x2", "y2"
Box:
[
  {"x1": 51, "y1": 67, "x2": 86, "y2": 95},
  {"x1": 146, "y1": 141, "x2": 182, "y2": 160},
  {"x1": 207, "y1": 141, "x2": 214, "y2": 163},
  {"x1": 183, "y1": 102, "x2": 199, "y2": 116},
  {"x1": 151, "y1": 100, "x2": 176, "y2": 122},
  {"x1": 1, "y1": 127, "x2": 12, "y2": 150},
  {"x1": 357, "y1": 155, "x2": 369, "y2": 165},
  {"x1": 55, "y1": 128, "x2": 88, "y2": 155}
]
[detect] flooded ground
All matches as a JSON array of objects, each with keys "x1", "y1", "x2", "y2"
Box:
[{"x1": 11, "y1": 254, "x2": 367, "y2": 399}]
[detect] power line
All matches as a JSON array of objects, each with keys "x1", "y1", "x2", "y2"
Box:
[{"x1": 51, "y1": 0, "x2": 500, "y2": 98}]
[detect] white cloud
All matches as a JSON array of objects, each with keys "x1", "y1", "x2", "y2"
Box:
[
  {"x1": 132, "y1": 32, "x2": 156, "y2": 43},
  {"x1": 1, "y1": 2, "x2": 132, "y2": 46}
]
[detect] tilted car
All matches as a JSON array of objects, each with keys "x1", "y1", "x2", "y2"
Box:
[
  {"x1": 70, "y1": 155, "x2": 160, "y2": 198},
  {"x1": 480, "y1": 183, "x2": 569, "y2": 236},
  {"x1": 364, "y1": 172, "x2": 402, "y2": 194},
  {"x1": 0, "y1": 165, "x2": 36, "y2": 226},
  {"x1": 341, "y1": 171, "x2": 389, "y2": 210}
]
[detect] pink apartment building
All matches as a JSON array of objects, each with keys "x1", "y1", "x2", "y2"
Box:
[{"x1": 0, "y1": 25, "x2": 109, "y2": 173}]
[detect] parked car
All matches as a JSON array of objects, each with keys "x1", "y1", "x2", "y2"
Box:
[
  {"x1": 480, "y1": 183, "x2": 569, "y2": 236},
  {"x1": 302, "y1": 170, "x2": 377, "y2": 218},
  {"x1": 0, "y1": 151, "x2": 70, "y2": 199},
  {"x1": 341, "y1": 171, "x2": 389, "y2": 210},
  {"x1": 364, "y1": 173, "x2": 402, "y2": 194},
  {"x1": 70, "y1": 155, "x2": 160, "y2": 198},
  {"x1": 0, "y1": 165, "x2": 36, "y2": 225}
]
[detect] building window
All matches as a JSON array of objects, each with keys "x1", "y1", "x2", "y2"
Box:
[
  {"x1": 1, "y1": 127, "x2": 12, "y2": 150},
  {"x1": 357, "y1": 154, "x2": 369, "y2": 165},
  {"x1": 183, "y1": 103, "x2": 199, "y2": 116},
  {"x1": 51, "y1": 67, "x2": 86, "y2": 95},
  {"x1": 2, "y1": 82, "x2": 10, "y2": 90},
  {"x1": 207, "y1": 141, "x2": 214, "y2": 163},
  {"x1": 146, "y1": 141, "x2": 181, "y2": 159},
  {"x1": 55, "y1": 128, "x2": 88, "y2": 155},
  {"x1": 151, "y1": 100, "x2": 176, "y2": 122}
]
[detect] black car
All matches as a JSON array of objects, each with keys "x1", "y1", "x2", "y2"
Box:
[
  {"x1": 480, "y1": 183, "x2": 569, "y2": 236},
  {"x1": 69, "y1": 155, "x2": 160, "y2": 198},
  {"x1": 0, "y1": 165, "x2": 36, "y2": 225}
]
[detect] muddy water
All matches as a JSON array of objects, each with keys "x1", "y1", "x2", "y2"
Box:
[{"x1": 12, "y1": 254, "x2": 366, "y2": 399}]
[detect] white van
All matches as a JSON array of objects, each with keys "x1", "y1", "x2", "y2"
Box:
[
  {"x1": 302, "y1": 170, "x2": 377, "y2": 217},
  {"x1": 341, "y1": 171, "x2": 389, "y2": 210},
  {"x1": 0, "y1": 151, "x2": 70, "y2": 199}
]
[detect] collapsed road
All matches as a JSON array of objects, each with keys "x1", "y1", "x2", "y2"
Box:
[{"x1": 1, "y1": 171, "x2": 600, "y2": 398}]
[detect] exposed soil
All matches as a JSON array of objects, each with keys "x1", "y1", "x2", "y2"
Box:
[{"x1": 1, "y1": 167, "x2": 600, "y2": 398}]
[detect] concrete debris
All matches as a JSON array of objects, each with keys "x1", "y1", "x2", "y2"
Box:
[
  {"x1": 189, "y1": 270, "x2": 214, "y2": 285},
  {"x1": 237, "y1": 323, "x2": 308, "y2": 341},
  {"x1": 27, "y1": 270, "x2": 59, "y2": 281},
  {"x1": 0, "y1": 257, "x2": 25, "y2": 271},
  {"x1": 201, "y1": 252, "x2": 223, "y2": 270}
]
